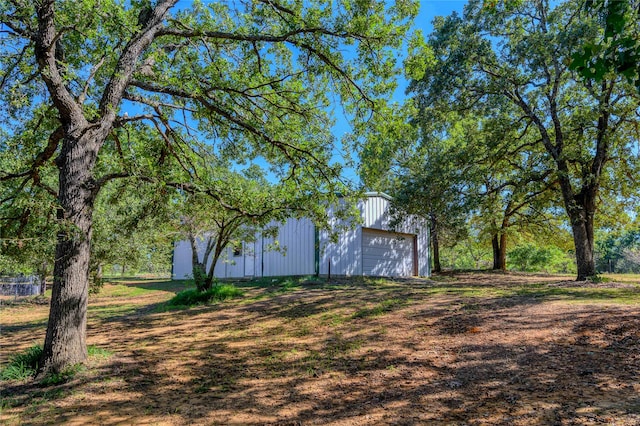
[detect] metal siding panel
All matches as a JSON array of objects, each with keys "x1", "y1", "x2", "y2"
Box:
[
  {"x1": 363, "y1": 195, "x2": 391, "y2": 230},
  {"x1": 319, "y1": 227, "x2": 360, "y2": 276},
  {"x1": 172, "y1": 241, "x2": 192, "y2": 279},
  {"x1": 228, "y1": 249, "x2": 244, "y2": 278},
  {"x1": 355, "y1": 225, "x2": 362, "y2": 275},
  {"x1": 262, "y1": 218, "x2": 315, "y2": 276},
  {"x1": 243, "y1": 241, "x2": 255, "y2": 276},
  {"x1": 255, "y1": 236, "x2": 263, "y2": 277}
]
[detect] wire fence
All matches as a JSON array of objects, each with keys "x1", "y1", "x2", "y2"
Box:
[{"x1": 0, "y1": 275, "x2": 44, "y2": 299}]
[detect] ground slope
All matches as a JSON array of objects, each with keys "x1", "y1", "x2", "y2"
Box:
[{"x1": 1, "y1": 272, "x2": 639, "y2": 425}]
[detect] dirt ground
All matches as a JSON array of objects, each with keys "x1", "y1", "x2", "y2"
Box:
[{"x1": 1, "y1": 272, "x2": 640, "y2": 425}]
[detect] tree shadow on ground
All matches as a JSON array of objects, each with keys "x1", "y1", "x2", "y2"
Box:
[{"x1": 2, "y1": 273, "x2": 640, "y2": 425}]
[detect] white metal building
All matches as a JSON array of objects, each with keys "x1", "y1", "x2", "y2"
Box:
[{"x1": 172, "y1": 193, "x2": 430, "y2": 279}]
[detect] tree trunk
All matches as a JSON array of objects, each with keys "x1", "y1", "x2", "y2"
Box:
[
  {"x1": 205, "y1": 246, "x2": 225, "y2": 291},
  {"x1": 189, "y1": 234, "x2": 208, "y2": 292},
  {"x1": 192, "y1": 262, "x2": 207, "y2": 292},
  {"x1": 559, "y1": 174, "x2": 597, "y2": 280},
  {"x1": 492, "y1": 233, "x2": 507, "y2": 271},
  {"x1": 492, "y1": 234, "x2": 500, "y2": 270},
  {"x1": 33, "y1": 0, "x2": 172, "y2": 377},
  {"x1": 38, "y1": 262, "x2": 48, "y2": 295},
  {"x1": 38, "y1": 137, "x2": 98, "y2": 376},
  {"x1": 570, "y1": 211, "x2": 596, "y2": 280},
  {"x1": 429, "y1": 213, "x2": 441, "y2": 273}
]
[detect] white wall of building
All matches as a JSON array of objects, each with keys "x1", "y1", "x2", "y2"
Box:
[
  {"x1": 318, "y1": 194, "x2": 429, "y2": 277},
  {"x1": 259, "y1": 218, "x2": 315, "y2": 277},
  {"x1": 172, "y1": 193, "x2": 430, "y2": 280},
  {"x1": 172, "y1": 238, "x2": 249, "y2": 280}
]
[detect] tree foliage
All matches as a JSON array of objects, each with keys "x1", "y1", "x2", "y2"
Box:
[
  {"x1": 0, "y1": 0, "x2": 416, "y2": 375},
  {"x1": 406, "y1": 0, "x2": 639, "y2": 280},
  {"x1": 596, "y1": 228, "x2": 640, "y2": 273},
  {"x1": 176, "y1": 166, "x2": 324, "y2": 292},
  {"x1": 571, "y1": 0, "x2": 640, "y2": 91}
]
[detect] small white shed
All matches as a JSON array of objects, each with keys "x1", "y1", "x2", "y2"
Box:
[{"x1": 171, "y1": 193, "x2": 430, "y2": 279}]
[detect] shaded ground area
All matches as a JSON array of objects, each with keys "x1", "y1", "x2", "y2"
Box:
[{"x1": 1, "y1": 272, "x2": 640, "y2": 425}]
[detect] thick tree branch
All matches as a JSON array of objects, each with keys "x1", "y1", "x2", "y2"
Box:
[
  {"x1": 98, "y1": 0, "x2": 177, "y2": 120},
  {"x1": 0, "y1": 126, "x2": 62, "y2": 183},
  {"x1": 34, "y1": 1, "x2": 85, "y2": 127},
  {"x1": 78, "y1": 56, "x2": 106, "y2": 105},
  {"x1": 128, "y1": 79, "x2": 332, "y2": 174},
  {"x1": 590, "y1": 80, "x2": 615, "y2": 188},
  {"x1": 93, "y1": 173, "x2": 130, "y2": 194},
  {"x1": 158, "y1": 26, "x2": 360, "y2": 43}
]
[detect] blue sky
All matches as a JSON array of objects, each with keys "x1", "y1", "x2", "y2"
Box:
[
  {"x1": 397, "y1": 0, "x2": 467, "y2": 96},
  {"x1": 336, "y1": 0, "x2": 468, "y2": 185}
]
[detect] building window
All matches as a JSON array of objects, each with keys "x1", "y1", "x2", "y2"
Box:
[{"x1": 233, "y1": 244, "x2": 242, "y2": 257}]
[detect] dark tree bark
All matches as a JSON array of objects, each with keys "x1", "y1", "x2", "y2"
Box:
[
  {"x1": 491, "y1": 233, "x2": 507, "y2": 271},
  {"x1": 430, "y1": 213, "x2": 442, "y2": 273},
  {"x1": 39, "y1": 134, "x2": 100, "y2": 375},
  {"x1": 37, "y1": 262, "x2": 48, "y2": 295},
  {"x1": 491, "y1": 234, "x2": 500, "y2": 270},
  {"x1": 562, "y1": 184, "x2": 597, "y2": 280}
]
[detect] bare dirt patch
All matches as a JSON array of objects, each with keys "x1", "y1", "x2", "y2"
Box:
[{"x1": 1, "y1": 272, "x2": 640, "y2": 425}]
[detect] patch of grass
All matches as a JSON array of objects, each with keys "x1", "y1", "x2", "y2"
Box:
[
  {"x1": 0, "y1": 395, "x2": 20, "y2": 411},
  {"x1": 1, "y1": 344, "x2": 113, "y2": 385},
  {"x1": 0, "y1": 344, "x2": 42, "y2": 381},
  {"x1": 351, "y1": 277, "x2": 392, "y2": 287},
  {"x1": 240, "y1": 275, "x2": 323, "y2": 290},
  {"x1": 352, "y1": 298, "x2": 406, "y2": 319},
  {"x1": 324, "y1": 276, "x2": 394, "y2": 288},
  {"x1": 429, "y1": 274, "x2": 458, "y2": 282},
  {"x1": 589, "y1": 275, "x2": 612, "y2": 283},
  {"x1": 318, "y1": 311, "x2": 349, "y2": 327},
  {"x1": 167, "y1": 284, "x2": 243, "y2": 308},
  {"x1": 601, "y1": 273, "x2": 640, "y2": 284},
  {"x1": 92, "y1": 280, "x2": 194, "y2": 298},
  {"x1": 326, "y1": 335, "x2": 363, "y2": 356},
  {"x1": 290, "y1": 322, "x2": 312, "y2": 337},
  {"x1": 88, "y1": 303, "x2": 139, "y2": 319},
  {"x1": 93, "y1": 284, "x2": 156, "y2": 298},
  {"x1": 87, "y1": 345, "x2": 113, "y2": 358},
  {"x1": 278, "y1": 278, "x2": 301, "y2": 292},
  {"x1": 39, "y1": 364, "x2": 85, "y2": 386},
  {"x1": 513, "y1": 286, "x2": 640, "y2": 304},
  {"x1": 423, "y1": 285, "x2": 509, "y2": 298}
]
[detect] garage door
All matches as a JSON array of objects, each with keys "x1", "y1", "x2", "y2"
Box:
[{"x1": 362, "y1": 228, "x2": 415, "y2": 277}]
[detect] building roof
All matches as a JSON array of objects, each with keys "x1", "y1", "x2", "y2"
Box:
[{"x1": 364, "y1": 191, "x2": 393, "y2": 201}]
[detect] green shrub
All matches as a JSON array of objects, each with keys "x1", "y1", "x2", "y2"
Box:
[
  {"x1": 588, "y1": 274, "x2": 612, "y2": 283},
  {"x1": 0, "y1": 345, "x2": 42, "y2": 381},
  {"x1": 508, "y1": 244, "x2": 576, "y2": 273},
  {"x1": 167, "y1": 284, "x2": 243, "y2": 307}
]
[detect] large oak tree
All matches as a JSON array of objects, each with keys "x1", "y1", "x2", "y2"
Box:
[
  {"x1": 408, "y1": 0, "x2": 639, "y2": 280},
  {"x1": 0, "y1": 0, "x2": 415, "y2": 375}
]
